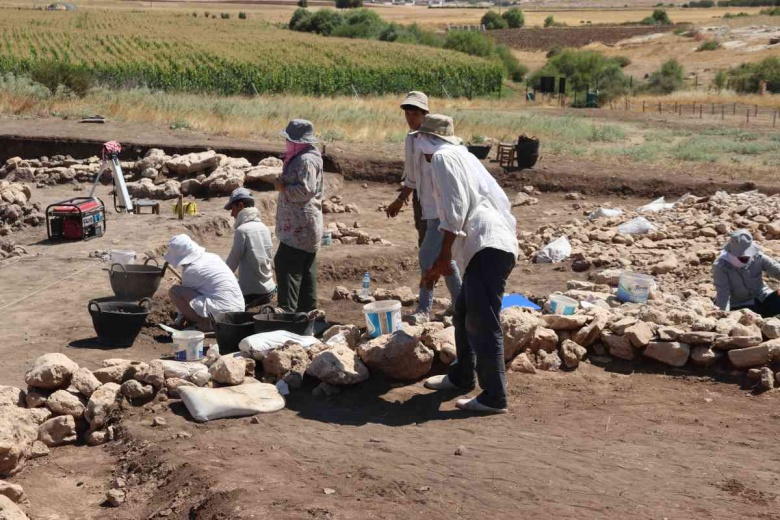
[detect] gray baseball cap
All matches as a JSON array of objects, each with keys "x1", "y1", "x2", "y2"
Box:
[
  {"x1": 400, "y1": 91, "x2": 429, "y2": 112},
  {"x1": 224, "y1": 187, "x2": 254, "y2": 210},
  {"x1": 281, "y1": 119, "x2": 318, "y2": 144}
]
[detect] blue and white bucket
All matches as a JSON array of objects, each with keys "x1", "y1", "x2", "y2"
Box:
[
  {"x1": 172, "y1": 330, "x2": 205, "y2": 361},
  {"x1": 363, "y1": 300, "x2": 402, "y2": 338},
  {"x1": 549, "y1": 294, "x2": 578, "y2": 315},
  {"x1": 617, "y1": 271, "x2": 655, "y2": 304},
  {"x1": 322, "y1": 231, "x2": 333, "y2": 246}
]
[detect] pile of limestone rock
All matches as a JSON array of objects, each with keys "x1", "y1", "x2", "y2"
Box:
[
  {"x1": 0, "y1": 180, "x2": 44, "y2": 235},
  {"x1": 322, "y1": 195, "x2": 359, "y2": 215},
  {"x1": 500, "y1": 271, "x2": 780, "y2": 390},
  {"x1": 1, "y1": 150, "x2": 285, "y2": 201},
  {"x1": 520, "y1": 190, "x2": 780, "y2": 298},
  {"x1": 324, "y1": 221, "x2": 392, "y2": 247}
]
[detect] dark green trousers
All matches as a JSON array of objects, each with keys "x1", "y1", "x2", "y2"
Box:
[{"x1": 274, "y1": 242, "x2": 318, "y2": 313}]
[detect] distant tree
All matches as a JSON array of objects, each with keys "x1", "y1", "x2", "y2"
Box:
[
  {"x1": 645, "y1": 58, "x2": 685, "y2": 93},
  {"x1": 336, "y1": 0, "x2": 363, "y2": 8},
  {"x1": 544, "y1": 15, "x2": 555, "y2": 27},
  {"x1": 298, "y1": 0, "x2": 308, "y2": 6},
  {"x1": 480, "y1": 11, "x2": 508, "y2": 30},
  {"x1": 501, "y1": 7, "x2": 525, "y2": 28},
  {"x1": 652, "y1": 8, "x2": 672, "y2": 23},
  {"x1": 713, "y1": 69, "x2": 728, "y2": 90},
  {"x1": 444, "y1": 30, "x2": 495, "y2": 57}
]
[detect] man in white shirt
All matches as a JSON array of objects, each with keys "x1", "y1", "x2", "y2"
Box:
[
  {"x1": 416, "y1": 115, "x2": 519, "y2": 414},
  {"x1": 385, "y1": 91, "x2": 462, "y2": 323},
  {"x1": 165, "y1": 234, "x2": 245, "y2": 331},
  {"x1": 224, "y1": 188, "x2": 277, "y2": 307}
]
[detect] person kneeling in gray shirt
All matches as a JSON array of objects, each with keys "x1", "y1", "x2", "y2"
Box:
[{"x1": 225, "y1": 188, "x2": 277, "y2": 307}]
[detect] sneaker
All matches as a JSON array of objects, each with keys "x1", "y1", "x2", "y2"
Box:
[
  {"x1": 424, "y1": 375, "x2": 461, "y2": 391},
  {"x1": 455, "y1": 397, "x2": 508, "y2": 414},
  {"x1": 404, "y1": 311, "x2": 430, "y2": 326}
]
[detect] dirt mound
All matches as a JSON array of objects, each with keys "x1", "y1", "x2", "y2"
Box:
[{"x1": 491, "y1": 25, "x2": 674, "y2": 51}]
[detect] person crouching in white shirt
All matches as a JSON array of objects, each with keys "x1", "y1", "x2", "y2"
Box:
[
  {"x1": 165, "y1": 234, "x2": 245, "y2": 331},
  {"x1": 416, "y1": 114, "x2": 519, "y2": 414}
]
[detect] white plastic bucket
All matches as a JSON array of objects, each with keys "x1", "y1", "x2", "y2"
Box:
[
  {"x1": 549, "y1": 294, "x2": 578, "y2": 315},
  {"x1": 617, "y1": 271, "x2": 655, "y2": 303},
  {"x1": 363, "y1": 300, "x2": 402, "y2": 338},
  {"x1": 110, "y1": 250, "x2": 135, "y2": 265},
  {"x1": 172, "y1": 330, "x2": 205, "y2": 361}
]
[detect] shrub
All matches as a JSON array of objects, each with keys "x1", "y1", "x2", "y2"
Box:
[
  {"x1": 727, "y1": 56, "x2": 780, "y2": 93},
  {"x1": 238, "y1": 12, "x2": 247, "y2": 19},
  {"x1": 713, "y1": 69, "x2": 728, "y2": 90},
  {"x1": 530, "y1": 49, "x2": 629, "y2": 101},
  {"x1": 481, "y1": 11, "x2": 508, "y2": 30},
  {"x1": 290, "y1": 8, "x2": 344, "y2": 35},
  {"x1": 289, "y1": 7, "x2": 314, "y2": 31},
  {"x1": 644, "y1": 58, "x2": 684, "y2": 93},
  {"x1": 697, "y1": 39, "x2": 721, "y2": 50},
  {"x1": 332, "y1": 9, "x2": 386, "y2": 39},
  {"x1": 220, "y1": 12, "x2": 230, "y2": 19},
  {"x1": 544, "y1": 15, "x2": 555, "y2": 27},
  {"x1": 642, "y1": 8, "x2": 673, "y2": 24},
  {"x1": 687, "y1": 0, "x2": 715, "y2": 6},
  {"x1": 501, "y1": 8, "x2": 525, "y2": 28},
  {"x1": 336, "y1": 0, "x2": 363, "y2": 8},
  {"x1": 192, "y1": 11, "x2": 197, "y2": 17},
  {"x1": 723, "y1": 10, "x2": 749, "y2": 16},
  {"x1": 546, "y1": 45, "x2": 562, "y2": 58},
  {"x1": 379, "y1": 22, "x2": 443, "y2": 46},
  {"x1": 29, "y1": 60, "x2": 93, "y2": 97},
  {"x1": 760, "y1": 6, "x2": 780, "y2": 13},
  {"x1": 444, "y1": 30, "x2": 495, "y2": 57},
  {"x1": 494, "y1": 44, "x2": 528, "y2": 81}
]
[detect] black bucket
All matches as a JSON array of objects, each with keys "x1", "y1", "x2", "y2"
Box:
[
  {"x1": 108, "y1": 258, "x2": 168, "y2": 301},
  {"x1": 467, "y1": 144, "x2": 492, "y2": 160},
  {"x1": 88, "y1": 298, "x2": 151, "y2": 347},
  {"x1": 211, "y1": 311, "x2": 256, "y2": 354},
  {"x1": 516, "y1": 135, "x2": 540, "y2": 169},
  {"x1": 252, "y1": 306, "x2": 314, "y2": 336}
]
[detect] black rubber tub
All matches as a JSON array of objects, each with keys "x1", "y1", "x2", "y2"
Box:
[
  {"x1": 252, "y1": 306, "x2": 314, "y2": 336},
  {"x1": 516, "y1": 135, "x2": 540, "y2": 169},
  {"x1": 467, "y1": 144, "x2": 492, "y2": 160},
  {"x1": 211, "y1": 311, "x2": 256, "y2": 354},
  {"x1": 108, "y1": 258, "x2": 168, "y2": 301},
  {"x1": 88, "y1": 298, "x2": 151, "y2": 347}
]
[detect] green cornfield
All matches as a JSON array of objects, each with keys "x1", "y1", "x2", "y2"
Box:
[{"x1": 0, "y1": 10, "x2": 503, "y2": 97}]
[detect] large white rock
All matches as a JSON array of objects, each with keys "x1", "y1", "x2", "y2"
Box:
[
  {"x1": 561, "y1": 340, "x2": 587, "y2": 369},
  {"x1": 244, "y1": 165, "x2": 282, "y2": 187},
  {"x1": 209, "y1": 357, "x2": 246, "y2": 386},
  {"x1": 0, "y1": 480, "x2": 27, "y2": 505},
  {"x1": 501, "y1": 307, "x2": 542, "y2": 360},
  {"x1": 761, "y1": 318, "x2": 780, "y2": 340},
  {"x1": 529, "y1": 326, "x2": 558, "y2": 353},
  {"x1": 572, "y1": 311, "x2": 609, "y2": 347},
  {"x1": 85, "y1": 383, "x2": 120, "y2": 430},
  {"x1": 120, "y1": 380, "x2": 154, "y2": 401},
  {"x1": 262, "y1": 342, "x2": 311, "y2": 381},
  {"x1": 46, "y1": 390, "x2": 86, "y2": 419},
  {"x1": 644, "y1": 342, "x2": 690, "y2": 367},
  {"x1": 509, "y1": 352, "x2": 536, "y2": 373},
  {"x1": 24, "y1": 353, "x2": 78, "y2": 390},
  {"x1": 541, "y1": 314, "x2": 591, "y2": 331},
  {"x1": 165, "y1": 150, "x2": 219, "y2": 176},
  {"x1": 0, "y1": 495, "x2": 28, "y2": 520},
  {"x1": 690, "y1": 346, "x2": 722, "y2": 367},
  {"x1": 306, "y1": 345, "x2": 369, "y2": 385},
  {"x1": 0, "y1": 407, "x2": 50, "y2": 477},
  {"x1": 0, "y1": 387, "x2": 23, "y2": 408},
  {"x1": 70, "y1": 367, "x2": 101, "y2": 398},
  {"x1": 358, "y1": 330, "x2": 433, "y2": 380},
  {"x1": 624, "y1": 322, "x2": 654, "y2": 348},
  {"x1": 38, "y1": 416, "x2": 77, "y2": 447},
  {"x1": 602, "y1": 332, "x2": 637, "y2": 361},
  {"x1": 132, "y1": 360, "x2": 165, "y2": 389},
  {"x1": 534, "y1": 350, "x2": 562, "y2": 371},
  {"x1": 727, "y1": 345, "x2": 770, "y2": 369},
  {"x1": 421, "y1": 326, "x2": 457, "y2": 365}
]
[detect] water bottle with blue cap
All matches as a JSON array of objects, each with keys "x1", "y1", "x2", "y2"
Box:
[{"x1": 361, "y1": 272, "x2": 371, "y2": 298}]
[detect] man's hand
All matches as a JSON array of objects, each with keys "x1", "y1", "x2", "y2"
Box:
[
  {"x1": 386, "y1": 198, "x2": 405, "y2": 218},
  {"x1": 421, "y1": 252, "x2": 454, "y2": 290},
  {"x1": 274, "y1": 178, "x2": 286, "y2": 193}
]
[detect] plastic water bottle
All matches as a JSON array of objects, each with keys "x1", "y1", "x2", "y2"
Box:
[{"x1": 361, "y1": 272, "x2": 371, "y2": 298}]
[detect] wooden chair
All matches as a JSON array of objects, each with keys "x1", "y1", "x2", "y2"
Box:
[{"x1": 496, "y1": 142, "x2": 516, "y2": 168}]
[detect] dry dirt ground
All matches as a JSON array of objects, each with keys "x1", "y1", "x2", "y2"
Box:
[{"x1": 3, "y1": 161, "x2": 780, "y2": 519}]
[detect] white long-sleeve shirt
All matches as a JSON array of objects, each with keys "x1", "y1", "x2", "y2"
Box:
[
  {"x1": 182, "y1": 252, "x2": 245, "y2": 318},
  {"x1": 226, "y1": 208, "x2": 276, "y2": 296},
  {"x1": 429, "y1": 145, "x2": 518, "y2": 271},
  {"x1": 402, "y1": 133, "x2": 438, "y2": 220}
]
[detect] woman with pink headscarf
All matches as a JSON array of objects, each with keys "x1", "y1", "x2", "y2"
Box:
[{"x1": 273, "y1": 119, "x2": 324, "y2": 313}]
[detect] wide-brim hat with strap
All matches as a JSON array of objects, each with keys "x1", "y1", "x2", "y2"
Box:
[
  {"x1": 163, "y1": 234, "x2": 206, "y2": 268},
  {"x1": 724, "y1": 229, "x2": 760, "y2": 257},
  {"x1": 410, "y1": 114, "x2": 462, "y2": 145},
  {"x1": 280, "y1": 119, "x2": 318, "y2": 144}
]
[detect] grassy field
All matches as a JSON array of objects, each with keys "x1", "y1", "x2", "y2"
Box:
[{"x1": 0, "y1": 9, "x2": 502, "y2": 96}]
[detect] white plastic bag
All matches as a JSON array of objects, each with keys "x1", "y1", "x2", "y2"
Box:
[
  {"x1": 239, "y1": 330, "x2": 321, "y2": 360},
  {"x1": 159, "y1": 360, "x2": 208, "y2": 381},
  {"x1": 179, "y1": 383, "x2": 285, "y2": 422},
  {"x1": 638, "y1": 197, "x2": 674, "y2": 213},
  {"x1": 617, "y1": 216, "x2": 657, "y2": 235},
  {"x1": 588, "y1": 207, "x2": 623, "y2": 220},
  {"x1": 535, "y1": 236, "x2": 572, "y2": 264}
]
